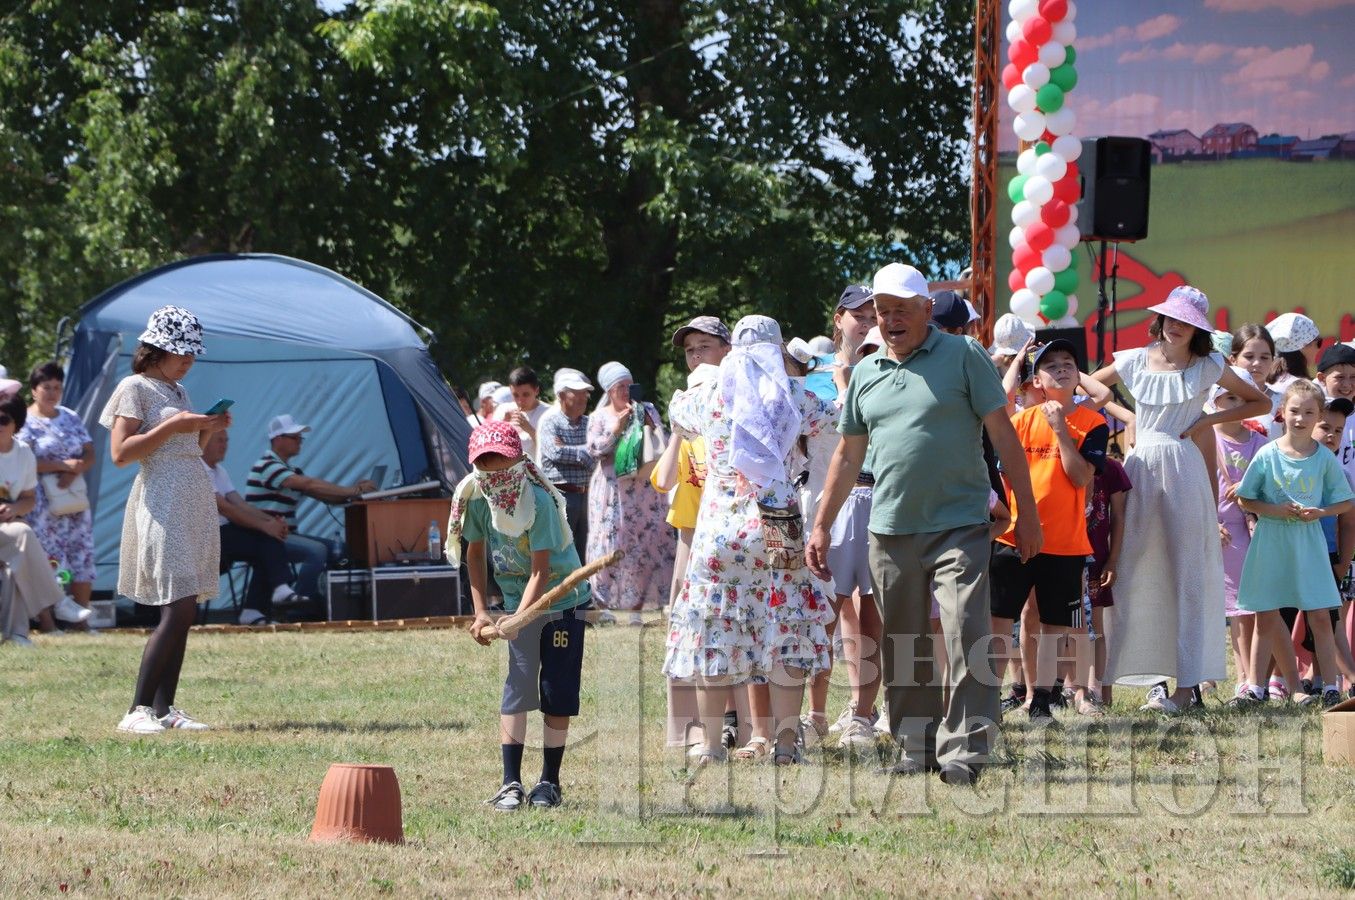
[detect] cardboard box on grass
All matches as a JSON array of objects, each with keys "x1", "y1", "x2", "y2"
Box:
[{"x1": 1322, "y1": 696, "x2": 1355, "y2": 766}]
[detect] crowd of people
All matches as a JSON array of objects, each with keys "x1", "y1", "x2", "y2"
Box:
[{"x1": 6, "y1": 268, "x2": 1355, "y2": 803}]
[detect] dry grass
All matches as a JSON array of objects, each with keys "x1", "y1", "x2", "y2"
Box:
[{"x1": 1, "y1": 624, "x2": 1353, "y2": 898}]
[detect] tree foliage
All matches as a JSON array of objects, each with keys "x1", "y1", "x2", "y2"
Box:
[{"x1": 0, "y1": 0, "x2": 971, "y2": 395}]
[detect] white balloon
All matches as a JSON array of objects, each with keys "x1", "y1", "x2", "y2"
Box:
[
  {"x1": 1052, "y1": 134, "x2": 1082, "y2": 162},
  {"x1": 1065, "y1": 202, "x2": 1079, "y2": 225},
  {"x1": 1051, "y1": 315, "x2": 1080, "y2": 328},
  {"x1": 1011, "y1": 288, "x2": 1041, "y2": 319},
  {"x1": 1008, "y1": 84, "x2": 1037, "y2": 115},
  {"x1": 1055, "y1": 223, "x2": 1081, "y2": 247},
  {"x1": 1023, "y1": 174, "x2": 1054, "y2": 206},
  {"x1": 1038, "y1": 41, "x2": 1066, "y2": 70},
  {"x1": 1016, "y1": 147, "x2": 1039, "y2": 175},
  {"x1": 1013, "y1": 111, "x2": 1046, "y2": 142},
  {"x1": 1009, "y1": 0, "x2": 1038, "y2": 22},
  {"x1": 1009, "y1": 225, "x2": 1027, "y2": 250},
  {"x1": 1006, "y1": 19, "x2": 1023, "y2": 43},
  {"x1": 1026, "y1": 266, "x2": 1055, "y2": 295},
  {"x1": 1065, "y1": 294, "x2": 1079, "y2": 317},
  {"x1": 1052, "y1": 21, "x2": 1076, "y2": 45},
  {"x1": 1034, "y1": 152, "x2": 1067, "y2": 183},
  {"x1": 1065, "y1": 0, "x2": 1077, "y2": 22},
  {"x1": 1046, "y1": 106, "x2": 1077, "y2": 136},
  {"x1": 1042, "y1": 244, "x2": 1072, "y2": 272},
  {"x1": 1021, "y1": 62, "x2": 1051, "y2": 89},
  {"x1": 1012, "y1": 200, "x2": 1040, "y2": 227}
]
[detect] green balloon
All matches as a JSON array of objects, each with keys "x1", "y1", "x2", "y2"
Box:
[
  {"x1": 1040, "y1": 290, "x2": 1069, "y2": 320},
  {"x1": 1050, "y1": 63, "x2": 1078, "y2": 92},
  {"x1": 1064, "y1": 46, "x2": 1077, "y2": 65},
  {"x1": 1036, "y1": 83, "x2": 1065, "y2": 112},
  {"x1": 1034, "y1": 141, "x2": 1051, "y2": 155},
  {"x1": 1054, "y1": 267, "x2": 1079, "y2": 294},
  {"x1": 1008, "y1": 174, "x2": 1029, "y2": 204}
]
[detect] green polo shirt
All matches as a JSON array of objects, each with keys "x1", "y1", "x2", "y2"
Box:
[{"x1": 840, "y1": 326, "x2": 1007, "y2": 536}]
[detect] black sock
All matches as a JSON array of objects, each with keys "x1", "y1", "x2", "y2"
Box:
[
  {"x1": 541, "y1": 745, "x2": 565, "y2": 786},
  {"x1": 502, "y1": 743, "x2": 524, "y2": 785}
]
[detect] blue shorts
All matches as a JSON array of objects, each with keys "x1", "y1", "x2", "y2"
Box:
[{"x1": 500, "y1": 604, "x2": 588, "y2": 717}]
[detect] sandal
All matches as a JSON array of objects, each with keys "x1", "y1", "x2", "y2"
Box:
[
  {"x1": 1076, "y1": 697, "x2": 1106, "y2": 717},
  {"x1": 732, "y1": 737, "x2": 770, "y2": 761},
  {"x1": 773, "y1": 744, "x2": 802, "y2": 767},
  {"x1": 799, "y1": 713, "x2": 828, "y2": 748}
]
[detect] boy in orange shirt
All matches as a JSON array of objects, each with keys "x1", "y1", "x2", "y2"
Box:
[{"x1": 991, "y1": 340, "x2": 1109, "y2": 725}]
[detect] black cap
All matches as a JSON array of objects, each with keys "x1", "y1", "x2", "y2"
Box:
[
  {"x1": 929, "y1": 290, "x2": 969, "y2": 329},
  {"x1": 837, "y1": 285, "x2": 873, "y2": 311},
  {"x1": 1325, "y1": 396, "x2": 1355, "y2": 417},
  {"x1": 1318, "y1": 342, "x2": 1355, "y2": 372},
  {"x1": 1022, "y1": 338, "x2": 1080, "y2": 383}
]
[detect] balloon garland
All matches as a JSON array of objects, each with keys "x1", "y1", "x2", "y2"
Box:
[{"x1": 1004, "y1": 0, "x2": 1080, "y2": 328}]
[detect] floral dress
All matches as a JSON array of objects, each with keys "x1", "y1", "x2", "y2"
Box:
[
  {"x1": 19, "y1": 406, "x2": 96, "y2": 582},
  {"x1": 99, "y1": 375, "x2": 219, "y2": 606},
  {"x1": 585, "y1": 402, "x2": 674, "y2": 610},
  {"x1": 663, "y1": 379, "x2": 838, "y2": 681}
]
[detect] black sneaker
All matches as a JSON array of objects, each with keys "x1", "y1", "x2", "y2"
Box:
[
  {"x1": 1027, "y1": 704, "x2": 1057, "y2": 728},
  {"x1": 1300, "y1": 679, "x2": 1315, "y2": 696},
  {"x1": 1050, "y1": 679, "x2": 1069, "y2": 708},
  {"x1": 1322, "y1": 689, "x2": 1343, "y2": 708},
  {"x1": 1189, "y1": 686, "x2": 1204, "y2": 708},
  {"x1": 938, "y1": 762, "x2": 980, "y2": 786},
  {"x1": 1000, "y1": 686, "x2": 1027, "y2": 714},
  {"x1": 527, "y1": 780, "x2": 562, "y2": 808},
  {"x1": 487, "y1": 781, "x2": 525, "y2": 812}
]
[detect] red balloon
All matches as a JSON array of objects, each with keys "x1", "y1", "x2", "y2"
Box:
[
  {"x1": 1040, "y1": 129, "x2": 1057, "y2": 144},
  {"x1": 1052, "y1": 172, "x2": 1080, "y2": 204},
  {"x1": 1022, "y1": 15, "x2": 1052, "y2": 46},
  {"x1": 1009, "y1": 39, "x2": 1037, "y2": 69},
  {"x1": 1038, "y1": 0, "x2": 1068, "y2": 22},
  {"x1": 1013, "y1": 242, "x2": 1040, "y2": 273},
  {"x1": 1002, "y1": 63, "x2": 1022, "y2": 91},
  {"x1": 1026, "y1": 221, "x2": 1054, "y2": 251},
  {"x1": 1008, "y1": 268, "x2": 1026, "y2": 293},
  {"x1": 1041, "y1": 199, "x2": 1071, "y2": 228}
]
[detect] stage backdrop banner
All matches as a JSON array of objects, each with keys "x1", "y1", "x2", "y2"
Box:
[{"x1": 996, "y1": 0, "x2": 1355, "y2": 361}]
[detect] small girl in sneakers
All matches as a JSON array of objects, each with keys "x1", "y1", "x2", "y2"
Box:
[
  {"x1": 1234, "y1": 380, "x2": 1354, "y2": 706},
  {"x1": 452, "y1": 421, "x2": 591, "y2": 811}
]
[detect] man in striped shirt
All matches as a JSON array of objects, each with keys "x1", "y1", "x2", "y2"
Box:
[
  {"x1": 536, "y1": 369, "x2": 594, "y2": 560},
  {"x1": 245, "y1": 414, "x2": 376, "y2": 599}
]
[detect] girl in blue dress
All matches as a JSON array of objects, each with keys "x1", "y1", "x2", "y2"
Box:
[{"x1": 1236, "y1": 379, "x2": 1355, "y2": 705}]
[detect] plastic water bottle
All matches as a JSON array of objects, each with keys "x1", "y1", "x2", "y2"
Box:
[{"x1": 427, "y1": 520, "x2": 441, "y2": 563}]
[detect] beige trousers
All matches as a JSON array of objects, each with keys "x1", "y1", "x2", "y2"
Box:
[{"x1": 0, "y1": 521, "x2": 64, "y2": 639}]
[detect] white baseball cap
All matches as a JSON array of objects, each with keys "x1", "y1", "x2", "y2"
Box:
[
  {"x1": 477, "y1": 381, "x2": 503, "y2": 401},
  {"x1": 267, "y1": 414, "x2": 311, "y2": 439},
  {"x1": 553, "y1": 367, "x2": 593, "y2": 393},
  {"x1": 870, "y1": 263, "x2": 931, "y2": 301},
  {"x1": 491, "y1": 385, "x2": 513, "y2": 406}
]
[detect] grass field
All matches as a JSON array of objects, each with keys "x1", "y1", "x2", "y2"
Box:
[
  {"x1": 2, "y1": 625, "x2": 1354, "y2": 897},
  {"x1": 996, "y1": 158, "x2": 1355, "y2": 335}
]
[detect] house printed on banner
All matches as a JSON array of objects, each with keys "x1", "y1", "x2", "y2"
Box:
[
  {"x1": 1292, "y1": 136, "x2": 1343, "y2": 161},
  {"x1": 1201, "y1": 122, "x2": 1258, "y2": 157},
  {"x1": 1255, "y1": 134, "x2": 1299, "y2": 159},
  {"x1": 1147, "y1": 129, "x2": 1202, "y2": 158}
]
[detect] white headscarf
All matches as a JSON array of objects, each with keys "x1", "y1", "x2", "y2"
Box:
[
  {"x1": 597, "y1": 361, "x2": 632, "y2": 392},
  {"x1": 720, "y1": 315, "x2": 801, "y2": 493}
]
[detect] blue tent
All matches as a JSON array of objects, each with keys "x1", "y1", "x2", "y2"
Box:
[{"x1": 61, "y1": 254, "x2": 471, "y2": 598}]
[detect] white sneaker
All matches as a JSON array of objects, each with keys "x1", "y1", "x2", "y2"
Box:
[
  {"x1": 826, "y1": 703, "x2": 857, "y2": 735},
  {"x1": 800, "y1": 713, "x2": 829, "y2": 748},
  {"x1": 54, "y1": 595, "x2": 93, "y2": 624},
  {"x1": 118, "y1": 706, "x2": 166, "y2": 735},
  {"x1": 159, "y1": 707, "x2": 210, "y2": 731},
  {"x1": 628, "y1": 612, "x2": 644, "y2": 626},
  {"x1": 839, "y1": 716, "x2": 878, "y2": 751},
  {"x1": 238, "y1": 608, "x2": 266, "y2": 626}
]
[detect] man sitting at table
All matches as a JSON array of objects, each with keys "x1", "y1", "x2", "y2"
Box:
[{"x1": 245, "y1": 414, "x2": 375, "y2": 599}]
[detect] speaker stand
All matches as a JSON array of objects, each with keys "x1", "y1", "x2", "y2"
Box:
[{"x1": 1093, "y1": 239, "x2": 1123, "y2": 368}]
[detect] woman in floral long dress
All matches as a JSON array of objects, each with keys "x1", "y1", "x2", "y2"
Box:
[
  {"x1": 585, "y1": 362, "x2": 674, "y2": 619},
  {"x1": 664, "y1": 316, "x2": 838, "y2": 765}
]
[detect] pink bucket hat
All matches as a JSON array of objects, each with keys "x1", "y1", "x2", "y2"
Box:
[
  {"x1": 467, "y1": 420, "x2": 522, "y2": 463},
  {"x1": 1147, "y1": 285, "x2": 1212, "y2": 333}
]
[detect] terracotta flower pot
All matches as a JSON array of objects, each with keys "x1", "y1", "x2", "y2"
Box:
[{"x1": 309, "y1": 763, "x2": 404, "y2": 844}]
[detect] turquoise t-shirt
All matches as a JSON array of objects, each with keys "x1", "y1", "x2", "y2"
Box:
[
  {"x1": 839, "y1": 327, "x2": 1007, "y2": 535},
  {"x1": 461, "y1": 483, "x2": 590, "y2": 612}
]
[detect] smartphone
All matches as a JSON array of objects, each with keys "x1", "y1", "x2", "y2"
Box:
[
  {"x1": 205, "y1": 399, "x2": 234, "y2": 415},
  {"x1": 627, "y1": 383, "x2": 644, "y2": 403}
]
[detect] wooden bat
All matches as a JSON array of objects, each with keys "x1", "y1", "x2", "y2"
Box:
[{"x1": 477, "y1": 549, "x2": 624, "y2": 642}]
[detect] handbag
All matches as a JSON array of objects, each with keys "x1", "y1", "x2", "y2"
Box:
[
  {"x1": 41, "y1": 473, "x2": 89, "y2": 516},
  {"x1": 758, "y1": 500, "x2": 806, "y2": 571}
]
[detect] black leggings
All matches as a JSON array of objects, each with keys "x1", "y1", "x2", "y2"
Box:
[{"x1": 130, "y1": 596, "x2": 198, "y2": 716}]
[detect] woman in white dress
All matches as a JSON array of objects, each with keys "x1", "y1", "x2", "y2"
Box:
[
  {"x1": 1091, "y1": 286, "x2": 1271, "y2": 713},
  {"x1": 101, "y1": 307, "x2": 230, "y2": 735},
  {"x1": 664, "y1": 316, "x2": 838, "y2": 765}
]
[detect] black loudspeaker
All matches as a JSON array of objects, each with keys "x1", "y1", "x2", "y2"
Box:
[
  {"x1": 1078, "y1": 137, "x2": 1151, "y2": 242},
  {"x1": 1034, "y1": 326, "x2": 1089, "y2": 373}
]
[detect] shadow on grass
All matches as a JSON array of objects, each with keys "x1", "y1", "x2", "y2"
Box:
[{"x1": 240, "y1": 720, "x2": 471, "y2": 734}]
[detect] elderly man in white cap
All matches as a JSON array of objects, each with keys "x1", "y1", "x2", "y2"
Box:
[
  {"x1": 536, "y1": 368, "x2": 595, "y2": 560},
  {"x1": 468, "y1": 381, "x2": 503, "y2": 426},
  {"x1": 807, "y1": 262, "x2": 1042, "y2": 786},
  {"x1": 244, "y1": 414, "x2": 376, "y2": 601}
]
